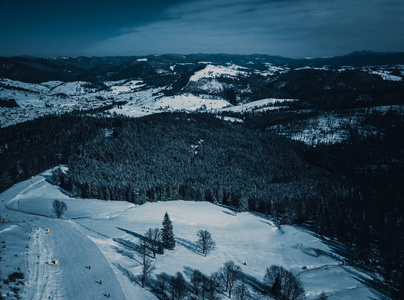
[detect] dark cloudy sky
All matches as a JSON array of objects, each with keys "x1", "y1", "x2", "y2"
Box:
[{"x1": 1, "y1": 0, "x2": 403, "y2": 58}]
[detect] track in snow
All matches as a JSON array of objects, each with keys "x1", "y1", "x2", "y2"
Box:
[{"x1": 2, "y1": 175, "x2": 127, "y2": 300}]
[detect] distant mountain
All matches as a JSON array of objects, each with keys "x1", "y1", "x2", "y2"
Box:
[
  {"x1": 1, "y1": 52, "x2": 403, "y2": 83},
  {"x1": 307, "y1": 50, "x2": 404, "y2": 66}
]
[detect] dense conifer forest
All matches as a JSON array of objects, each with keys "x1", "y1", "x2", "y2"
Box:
[{"x1": 0, "y1": 111, "x2": 402, "y2": 297}]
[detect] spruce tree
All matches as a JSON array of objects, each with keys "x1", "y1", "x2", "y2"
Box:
[{"x1": 161, "y1": 212, "x2": 175, "y2": 250}]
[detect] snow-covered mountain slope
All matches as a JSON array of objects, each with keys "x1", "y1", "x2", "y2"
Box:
[
  {"x1": 0, "y1": 170, "x2": 382, "y2": 299},
  {"x1": 267, "y1": 105, "x2": 404, "y2": 145},
  {"x1": 189, "y1": 64, "x2": 248, "y2": 82},
  {"x1": 1, "y1": 57, "x2": 403, "y2": 146},
  {"x1": 219, "y1": 98, "x2": 297, "y2": 113}
]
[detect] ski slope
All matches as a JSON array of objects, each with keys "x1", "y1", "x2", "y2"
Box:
[{"x1": 0, "y1": 170, "x2": 382, "y2": 299}]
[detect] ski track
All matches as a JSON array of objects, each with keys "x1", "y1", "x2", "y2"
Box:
[
  {"x1": 2, "y1": 176, "x2": 127, "y2": 300},
  {"x1": 26, "y1": 227, "x2": 64, "y2": 299}
]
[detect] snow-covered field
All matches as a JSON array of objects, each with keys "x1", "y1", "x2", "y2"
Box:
[
  {"x1": 0, "y1": 170, "x2": 381, "y2": 299},
  {"x1": 189, "y1": 64, "x2": 248, "y2": 82},
  {"x1": 362, "y1": 68, "x2": 403, "y2": 81},
  {"x1": 219, "y1": 98, "x2": 297, "y2": 113}
]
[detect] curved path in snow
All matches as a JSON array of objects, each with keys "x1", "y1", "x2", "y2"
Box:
[{"x1": 1, "y1": 175, "x2": 127, "y2": 300}]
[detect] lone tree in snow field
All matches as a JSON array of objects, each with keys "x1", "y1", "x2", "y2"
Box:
[
  {"x1": 161, "y1": 212, "x2": 175, "y2": 250},
  {"x1": 52, "y1": 200, "x2": 67, "y2": 218},
  {"x1": 196, "y1": 229, "x2": 216, "y2": 256}
]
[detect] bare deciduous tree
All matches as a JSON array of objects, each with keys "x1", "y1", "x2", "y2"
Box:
[
  {"x1": 263, "y1": 265, "x2": 305, "y2": 300},
  {"x1": 190, "y1": 269, "x2": 205, "y2": 297},
  {"x1": 196, "y1": 229, "x2": 216, "y2": 257},
  {"x1": 138, "y1": 237, "x2": 155, "y2": 288},
  {"x1": 170, "y1": 272, "x2": 188, "y2": 300},
  {"x1": 141, "y1": 257, "x2": 156, "y2": 288},
  {"x1": 220, "y1": 260, "x2": 241, "y2": 298},
  {"x1": 156, "y1": 272, "x2": 170, "y2": 300},
  {"x1": 145, "y1": 228, "x2": 162, "y2": 258},
  {"x1": 52, "y1": 200, "x2": 67, "y2": 218},
  {"x1": 204, "y1": 272, "x2": 221, "y2": 300},
  {"x1": 234, "y1": 283, "x2": 251, "y2": 300}
]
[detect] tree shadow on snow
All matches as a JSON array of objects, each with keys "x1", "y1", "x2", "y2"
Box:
[
  {"x1": 183, "y1": 266, "x2": 266, "y2": 299},
  {"x1": 222, "y1": 210, "x2": 236, "y2": 216},
  {"x1": 239, "y1": 272, "x2": 267, "y2": 295},
  {"x1": 176, "y1": 237, "x2": 202, "y2": 256},
  {"x1": 111, "y1": 245, "x2": 137, "y2": 261},
  {"x1": 116, "y1": 227, "x2": 145, "y2": 241},
  {"x1": 342, "y1": 266, "x2": 393, "y2": 299},
  {"x1": 114, "y1": 263, "x2": 142, "y2": 287}
]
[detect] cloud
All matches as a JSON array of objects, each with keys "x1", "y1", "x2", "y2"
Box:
[{"x1": 85, "y1": 0, "x2": 404, "y2": 58}]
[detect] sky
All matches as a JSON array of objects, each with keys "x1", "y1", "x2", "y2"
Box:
[{"x1": 0, "y1": 0, "x2": 403, "y2": 58}]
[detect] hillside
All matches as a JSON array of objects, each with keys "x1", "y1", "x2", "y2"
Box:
[
  {"x1": 0, "y1": 171, "x2": 383, "y2": 299},
  {"x1": 0, "y1": 52, "x2": 403, "y2": 298}
]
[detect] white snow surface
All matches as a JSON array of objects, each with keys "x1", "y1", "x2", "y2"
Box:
[
  {"x1": 0, "y1": 170, "x2": 381, "y2": 299},
  {"x1": 268, "y1": 105, "x2": 404, "y2": 145},
  {"x1": 363, "y1": 68, "x2": 403, "y2": 81},
  {"x1": 146, "y1": 94, "x2": 231, "y2": 111},
  {"x1": 219, "y1": 98, "x2": 297, "y2": 113},
  {"x1": 190, "y1": 64, "x2": 247, "y2": 82}
]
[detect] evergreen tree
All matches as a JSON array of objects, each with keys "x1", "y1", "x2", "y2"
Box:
[{"x1": 161, "y1": 212, "x2": 176, "y2": 250}]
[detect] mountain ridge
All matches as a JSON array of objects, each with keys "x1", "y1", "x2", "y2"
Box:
[{"x1": 1, "y1": 52, "x2": 404, "y2": 84}]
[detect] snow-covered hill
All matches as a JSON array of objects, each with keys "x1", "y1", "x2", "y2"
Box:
[
  {"x1": 1, "y1": 56, "x2": 403, "y2": 146},
  {"x1": 0, "y1": 170, "x2": 382, "y2": 299}
]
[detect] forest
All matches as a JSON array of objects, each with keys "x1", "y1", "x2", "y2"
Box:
[{"x1": 0, "y1": 110, "x2": 402, "y2": 298}]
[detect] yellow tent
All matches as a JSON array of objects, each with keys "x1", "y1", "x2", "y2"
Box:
[{"x1": 54, "y1": 260, "x2": 58, "y2": 265}]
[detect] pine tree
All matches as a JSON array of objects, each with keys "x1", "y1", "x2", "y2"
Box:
[{"x1": 161, "y1": 212, "x2": 175, "y2": 250}]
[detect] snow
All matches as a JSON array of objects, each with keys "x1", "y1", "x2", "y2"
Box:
[
  {"x1": 0, "y1": 170, "x2": 381, "y2": 299},
  {"x1": 110, "y1": 80, "x2": 144, "y2": 95},
  {"x1": 219, "y1": 98, "x2": 297, "y2": 113},
  {"x1": 191, "y1": 78, "x2": 225, "y2": 93},
  {"x1": 189, "y1": 64, "x2": 247, "y2": 82},
  {"x1": 49, "y1": 81, "x2": 94, "y2": 96},
  {"x1": 0, "y1": 78, "x2": 149, "y2": 127},
  {"x1": 261, "y1": 63, "x2": 289, "y2": 75},
  {"x1": 0, "y1": 78, "x2": 298, "y2": 127},
  {"x1": 0, "y1": 78, "x2": 49, "y2": 93},
  {"x1": 216, "y1": 116, "x2": 244, "y2": 123},
  {"x1": 137, "y1": 58, "x2": 148, "y2": 62},
  {"x1": 142, "y1": 94, "x2": 231, "y2": 112},
  {"x1": 363, "y1": 68, "x2": 403, "y2": 81},
  {"x1": 268, "y1": 106, "x2": 404, "y2": 145},
  {"x1": 269, "y1": 113, "x2": 357, "y2": 145}
]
